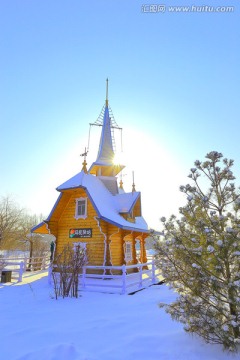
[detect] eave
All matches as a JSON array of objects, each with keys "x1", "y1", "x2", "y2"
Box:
[
  {"x1": 99, "y1": 215, "x2": 150, "y2": 234},
  {"x1": 31, "y1": 221, "x2": 50, "y2": 234}
]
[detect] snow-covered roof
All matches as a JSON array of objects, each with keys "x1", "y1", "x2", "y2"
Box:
[
  {"x1": 98, "y1": 176, "x2": 119, "y2": 195},
  {"x1": 55, "y1": 171, "x2": 149, "y2": 233},
  {"x1": 114, "y1": 192, "x2": 140, "y2": 213}
]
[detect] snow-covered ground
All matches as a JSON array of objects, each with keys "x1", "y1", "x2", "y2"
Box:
[{"x1": 0, "y1": 271, "x2": 238, "y2": 360}]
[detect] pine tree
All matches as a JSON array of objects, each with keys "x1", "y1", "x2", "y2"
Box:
[{"x1": 155, "y1": 151, "x2": 240, "y2": 351}]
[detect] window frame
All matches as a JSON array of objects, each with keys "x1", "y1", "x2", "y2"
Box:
[
  {"x1": 124, "y1": 241, "x2": 133, "y2": 262},
  {"x1": 75, "y1": 197, "x2": 87, "y2": 220}
]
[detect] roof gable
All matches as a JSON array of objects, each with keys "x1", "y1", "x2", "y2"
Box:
[
  {"x1": 114, "y1": 192, "x2": 140, "y2": 213},
  {"x1": 54, "y1": 171, "x2": 149, "y2": 232}
]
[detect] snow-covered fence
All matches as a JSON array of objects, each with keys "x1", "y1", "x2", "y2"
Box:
[
  {"x1": 0, "y1": 255, "x2": 50, "y2": 282},
  {"x1": 82, "y1": 261, "x2": 160, "y2": 294},
  {"x1": 49, "y1": 260, "x2": 160, "y2": 294},
  {"x1": 24, "y1": 256, "x2": 50, "y2": 271},
  {"x1": 0, "y1": 260, "x2": 25, "y2": 282}
]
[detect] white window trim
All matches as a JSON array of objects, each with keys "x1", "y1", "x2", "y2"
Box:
[
  {"x1": 75, "y1": 197, "x2": 87, "y2": 220},
  {"x1": 125, "y1": 242, "x2": 133, "y2": 262}
]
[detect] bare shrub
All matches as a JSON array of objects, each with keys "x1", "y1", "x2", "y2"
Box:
[{"x1": 52, "y1": 244, "x2": 87, "y2": 299}]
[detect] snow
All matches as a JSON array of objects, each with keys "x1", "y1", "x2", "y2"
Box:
[
  {"x1": 207, "y1": 245, "x2": 215, "y2": 253},
  {"x1": 233, "y1": 251, "x2": 240, "y2": 256},
  {"x1": 192, "y1": 263, "x2": 201, "y2": 269},
  {"x1": 217, "y1": 240, "x2": 223, "y2": 247},
  {"x1": 0, "y1": 271, "x2": 237, "y2": 360}
]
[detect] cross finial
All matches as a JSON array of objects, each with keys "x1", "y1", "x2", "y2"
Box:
[
  {"x1": 106, "y1": 78, "x2": 109, "y2": 107},
  {"x1": 119, "y1": 172, "x2": 124, "y2": 190},
  {"x1": 80, "y1": 147, "x2": 88, "y2": 174},
  {"x1": 132, "y1": 171, "x2": 136, "y2": 192}
]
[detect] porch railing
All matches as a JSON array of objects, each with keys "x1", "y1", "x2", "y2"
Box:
[{"x1": 48, "y1": 260, "x2": 160, "y2": 294}]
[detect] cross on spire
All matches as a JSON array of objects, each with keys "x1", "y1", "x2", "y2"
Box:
[
  {"x1": 119, "y1": 172, "x2": 124, "y2": 190},
  {"x1": 80, "y1": 147, "x2": 88, "y2": 174},
  {"x1": 132, "y1": 171, "x2": 136, "y2": 192}
]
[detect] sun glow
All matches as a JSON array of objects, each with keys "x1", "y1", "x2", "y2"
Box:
[
  {"x1": 110, "y1": 126, "x2": 187, "y2": 230},
  {"x1": 113, "y1": 151, "x2": 125, "y2": 165}
]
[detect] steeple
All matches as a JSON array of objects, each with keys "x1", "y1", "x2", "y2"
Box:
[
  {"x1": 95, "y1": 95, "x2": 115, "y2": 167},
  {"x1": 89, "y1": 80, "x2": 124, "y2": 177}
]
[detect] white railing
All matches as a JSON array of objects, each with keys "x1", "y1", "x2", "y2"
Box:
[
  {"x1": 49, "y1": 260, "x2": 160, "y2": 295},
  {"x1": 0, "y1": 255, "x2": 50, "y2": 282},
  {"x1": 0, "y1": 260, "x2": 25, "y2": 282}
]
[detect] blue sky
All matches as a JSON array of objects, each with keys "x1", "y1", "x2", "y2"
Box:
[{"x1": 0, "y1": 0, "x2": 239, "y2": 229}]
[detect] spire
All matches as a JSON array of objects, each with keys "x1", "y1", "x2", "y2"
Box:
[
  {"x1": 95, "y1": 104, "x2": 114, "y2": 165},
  {"x1": 106, "y1": 78, "x2": 109, "y2": 107},
  {"x1": 94, "y1": 78, "x2": 114, "y2": 165},
  {"x1": 132, "y1": 171, "x2": 136, "y2": 192},
  {"x1": 89, "y1": 80, "x2": 125, "y2": 177}
]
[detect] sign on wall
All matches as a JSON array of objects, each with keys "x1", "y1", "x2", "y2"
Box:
[{"x1": 69, "y1": 228, "x2": 92, "y2": 238}]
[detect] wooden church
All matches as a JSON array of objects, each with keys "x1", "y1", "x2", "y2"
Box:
[{"x1": 32, "y1": 82, "x2": 151, "y2": 270}]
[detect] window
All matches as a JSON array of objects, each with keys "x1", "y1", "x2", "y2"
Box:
[
  {"x1": 73, "y1": 242, "x2": 88, "y2": 262},
  {"x1": 75, "y1": 197, "x2": 87, "y2": 219},
  {"x1": 125, "y1": 242, "x2": 133, "y2": 262},
  {"x1": 135, "y1": 239, "x2": 141, "y2": 263},
  {"x1": 73, "y1": 242, "x2": 86, "y2": 252},
  {"x1": 77, "y1": 200, "x2": 85, "y2": 216}
]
